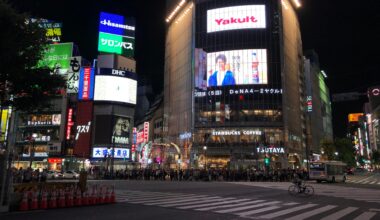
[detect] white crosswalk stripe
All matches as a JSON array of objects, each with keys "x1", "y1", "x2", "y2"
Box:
[
  {"x1": 115, "y1": 190, "x2": 379, "y2": 220},
  {"x1": 320, "y1": 207, "x2": 359, "y2": 220},
  {"x1": 229, "y1": 182, "x2": 380, "y2": 204}
]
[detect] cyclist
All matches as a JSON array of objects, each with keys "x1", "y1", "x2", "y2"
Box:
[{"x1": 292, "y1": 172, "x2": 303, "y2": 189}]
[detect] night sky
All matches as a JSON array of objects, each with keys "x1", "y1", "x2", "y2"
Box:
[{"x1": 10, "y1": 0, "x2": 380, "y2": 137}]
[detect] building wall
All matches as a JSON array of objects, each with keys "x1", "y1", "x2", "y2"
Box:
[
  {"x1": 164, "y1": 2, "x2": 194, "y2": 144},
  {"x1": 280, "y1": 0, "x2": 305, "y2": 161}
]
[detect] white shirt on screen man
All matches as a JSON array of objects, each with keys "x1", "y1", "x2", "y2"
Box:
[{"x1": 217, "y1": 70, "x2": 226, "y2": 86}]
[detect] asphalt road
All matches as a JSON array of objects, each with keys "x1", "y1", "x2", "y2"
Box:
[{"x1": 2, "y1": 180, "x2": 380, "y2": 220}]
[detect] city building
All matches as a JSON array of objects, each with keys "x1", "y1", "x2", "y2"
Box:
[
  {"x1": 164, "y1": 0, "x2": 306, "y2": 170},
  {"x1": 303, "y1": 50, "x2": 333, "y2": 161}
]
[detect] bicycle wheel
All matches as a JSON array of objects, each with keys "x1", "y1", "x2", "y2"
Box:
[
  {"x1": 304, "y1": 185, "x2": 314, "y2": 196},
  {"x1": 288, "y1": 185, "x2": 298, "y2": 196}
]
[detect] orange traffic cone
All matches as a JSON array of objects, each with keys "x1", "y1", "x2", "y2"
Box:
[
  {"x1": 110, "y1": 186, "x2": 116, "y2": 203},
  {"x1": 49, "y1": 190, "x2": 57, "y2": 209},
  {"x1": 91, "y1": 185, "x2": 97, "y2": 205},
  {"x1": 66, "y1": 188, "x2": 74, "y2": 207},
  {"x1": 40, "y1": 190, "x2": 48, "y2": 209},
  {"x1": 74, "y1": 189, "x2": 82, "y2": 206},
  {"x1": 19, "y1": 191, "x2": 29, "y2": 211},
  {"x1": 98, "y1": 186, "x2": 104, "y2": 204},
  {"x1": 104, "y1": 187, "x2": 110, "y2": 204},
  {"x1": 30, "y1": 191, "x2": 39, "y2": 210},
  {"x1": 58, "y1": 189, "x2": 66, "y2": 208},
  {"x1": 82, "y1": 190, "x2": 89, "y2": 206}
]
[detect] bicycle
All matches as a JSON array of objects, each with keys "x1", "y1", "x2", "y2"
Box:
[{"x1": 288, "y1": 181, "x2": 314, "y2": 197}]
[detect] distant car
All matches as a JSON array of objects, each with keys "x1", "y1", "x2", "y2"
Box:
[
  {"x1": 346, "y1": 167, "x2": 354, "y2": 175},
  {"x1": 47, "y1": 171, "x2": 62, "y2": 179},
  {"x1": 62, "y1": 170, "x2": 80, "y2": 179}
]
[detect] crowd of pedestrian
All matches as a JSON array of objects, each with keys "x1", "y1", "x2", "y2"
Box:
[
  {"x1": 11, "y1": 167, "x2": 48, "y2": 183},
  {"x1": 88, "y1": 167, "x2": 309, "y2": 182}
]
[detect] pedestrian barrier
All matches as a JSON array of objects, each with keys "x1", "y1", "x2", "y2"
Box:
[
  {"x1": 58, "y1": 189, "x2": 66, "y2": 208},
  {"x1": 15, "y1": 183, "x2": 115, "y2": 211},
  {"x1": 30, "y1": 191, "x2": 39, "y2": 210},
  {"x1": 18, "y1": 191, "x2": 29, "y2": 211},
  {"x1": 49, "y1": 190, "x2": 57, "y2": 209},
  {"x1": 40, "y1": 190, "x2": 48, "y2": 209}
]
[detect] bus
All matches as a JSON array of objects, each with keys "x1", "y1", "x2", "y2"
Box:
[{"x1": 309, "y1": 161, "x2": 347, "y2": 183}]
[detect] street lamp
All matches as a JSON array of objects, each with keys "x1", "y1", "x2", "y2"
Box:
[
  {"x1": 29, "y1": 133, "x2": 38, "y2": 168},
  {"x1": 203, "y1": 146, "x2": 207, "y2": 169}
]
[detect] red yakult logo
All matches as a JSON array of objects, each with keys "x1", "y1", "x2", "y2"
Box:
[{"x1": 215, "y1": 16, "x2": 258, "y2": 25}]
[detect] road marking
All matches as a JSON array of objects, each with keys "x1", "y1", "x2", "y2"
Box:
[
  {"x1": 127, "y1": 195, "x2": 190, "y2": 203},
  {"x1": 177, "y1": 198, "x2": 251, "y2": 209},
  {"x1": 353, "y1": 212, "x2": 377, "y2": 220},
  {"x1": 369, "y1": 208, "x2": 380, "y2": 212},
  {"x1": 215, "y1": 201, "x2": 281, "y2": 214},
  {"x1": 320, "y1": 207, "x2": 359, "y2": 220},
  {"x1": 160, "y1": 197, "x2": 233, "y2": 207},
  {"x1": 285, "y1": 205, "x2": 337, "y2": 220},
  {"x1": 145, "y1": 196, "x2": 212, "y2": 205},
  {"x1": 257, "y1": 204, "x2": 318, "y2": 219},
  {"x1": 239, "y1": 205, "x2": 281, "y2": 216},
  {"x1": 195, "y1": 200, "x2": 266, "y2": 211}
]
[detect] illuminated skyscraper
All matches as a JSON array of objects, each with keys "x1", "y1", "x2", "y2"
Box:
[{"x1": 164, "y1": 0, "x2": 306, "y2": 169}]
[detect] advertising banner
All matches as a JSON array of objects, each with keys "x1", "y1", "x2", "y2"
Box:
[
  {"x1": 1, "y1": 109, "x2": 10, "y2": 142},
  {"x1": 99, "y1": 12, "x2": 135, "y2": 38},
  {"x1": 38, "y1": 43, "x2": 73, "y2": 74},
  {"x1": 195, "y1": 48, "x2": 207, "y2": 90},
  {"x1": 78, "y1": 67, "x2": 95, "y2": 100},
  {"x1": 368, "y1": 86, "x2": 380, "y2": 110},
  {"x1": 92, "y1": 147, "x2": 130, "y2": 159},
  {"x1": 207, "y1": 5, "x2": 266, "y2": 33},
  {"x1": 97, "y1": 68, "x2": 137, "y2": 79},
  {"x1": 94, "y1": 75, "x2": 137, "y2": 104},
  {"x1": 348, "y1": 113, "x2": 364, "y2": 123},
  {"x1": 206, "y1": 49, "x2": 267, "y2": 87},
  {"x1": 112, "y1": 116, "x2": 131, "y2": 145},
  {"x1": 66, "y1": 56, "x2": 82, "y2": 94},
  {"x1": 98, "y1": 32, "x2": 135, "y2": 57},
  {"x1": 28, "y1": 18, "x2": 62, "y2": 43},
  {"x1": 73, "y1": 102, "x2": 93, "y2": 157}
]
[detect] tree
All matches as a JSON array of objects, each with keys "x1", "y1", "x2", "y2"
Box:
[
  {"x1": 0, "y1": 0, "x2": 65, "y2": 111},
  {"x1": 372, "y1": 150, "x2": 380, "y2": 166},
  {"x1": 320, "y1": 139, "x2": 336, "y2": 160},
  {"x1": 334, "y1": 137, "x2": 356, "y2": 167}
]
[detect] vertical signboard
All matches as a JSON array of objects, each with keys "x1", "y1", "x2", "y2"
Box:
[
  {"x1": 143, "y1": 122, "x2": 149, "y2": 143},
  {"x1": 66, "y1": 57, "x2": 82, "y2": 94},
  {"x1": 73, "y1": 102, "x2": 93, "y2": 157},
  {"x1": 78, "y1": 67, "x2": 95, "y2": 100},
  {"x1": 66, "y1": 108, "x2": 73, "y2": 140}
]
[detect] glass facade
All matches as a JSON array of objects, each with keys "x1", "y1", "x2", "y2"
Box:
[{"x1": 164, "y1": 0, "x2": 305, "y2": 169}]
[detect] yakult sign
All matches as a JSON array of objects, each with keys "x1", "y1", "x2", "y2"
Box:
[{"x1": 207, "y1": 5, "x2": 266, "y2": 33}]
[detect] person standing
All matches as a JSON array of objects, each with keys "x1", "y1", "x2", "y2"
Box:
[{"x1": 208, "y1": 54, "x2": 236, "y2": 87}]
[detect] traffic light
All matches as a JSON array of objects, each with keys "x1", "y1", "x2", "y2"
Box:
[{"x1": 264, "y1": 157, "x2": 270, "y2": 166}]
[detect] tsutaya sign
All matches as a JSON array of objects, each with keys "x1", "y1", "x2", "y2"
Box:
[
  {"x1": 207, "y1": 5, "x2": 266, "y2": 33},
  {"x1": 257, "y1": 146, "x2": 285, "y2": 154}
]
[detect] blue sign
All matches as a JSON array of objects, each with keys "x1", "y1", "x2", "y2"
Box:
[
  {"x1": 78, "y1": 67, "x2": 95, "y2": 100},
  {"x1": 99, "y1": 12, "x2": 135, "y2": 38},
  {"x1": 92, "y1": 147, "x2": 130, "y2": 159}
]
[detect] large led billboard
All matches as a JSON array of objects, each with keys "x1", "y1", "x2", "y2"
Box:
[
  {"x1": 37, "y1": 43, "x2": 73, "y2": 74},
  {"x1": 112, "y1": 116, "x2": 131, "y2": 145},
  {"x1": 98, "y1": 32, "x2": 135, "y2": 57},
  {"x1": 206, "y1": 49, "x2": 267, "y2": 87},
  {"x1": 207, "y1": 5, "x2": 266, "y2": 33},
  {"x1": 98, "y1": 12, "x2": 135, "y2": 57},
  {"x1": 94, "y1": 75, "x2": 137, "y2": 104},
  {"x1": 99, "y1": 12, "x2": 135, "y2": 37}
]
